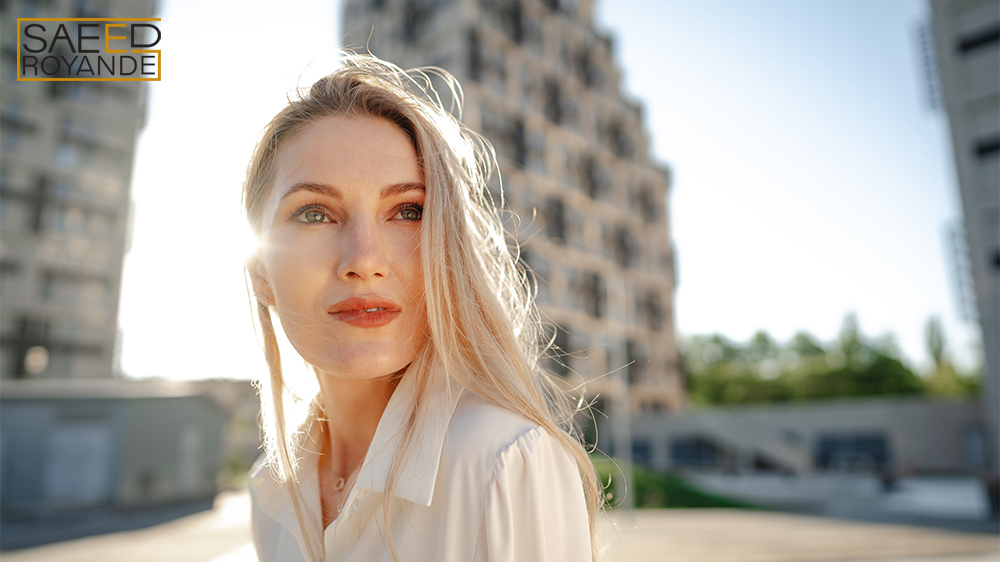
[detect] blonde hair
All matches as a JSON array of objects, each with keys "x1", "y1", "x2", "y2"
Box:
[{"x1": 244, "y1": 53, "x2": 600, "y2": 561}]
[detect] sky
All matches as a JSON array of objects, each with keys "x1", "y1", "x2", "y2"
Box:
[{"x1": 118, "y1": 0, "x2": 980, "y2": 382}]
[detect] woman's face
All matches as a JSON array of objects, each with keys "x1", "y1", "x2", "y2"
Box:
[{"x1": 255, "y1": 115, "x2": 428, "y2": 380}]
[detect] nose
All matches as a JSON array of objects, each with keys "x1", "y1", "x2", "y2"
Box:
[{"x1": 336, "y1": 219, "x2": 388, "y2": 281}]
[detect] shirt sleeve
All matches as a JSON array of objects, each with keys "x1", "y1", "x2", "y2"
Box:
[{"x1": 482, "y1": 426, "x2": 593, "y2": 561}]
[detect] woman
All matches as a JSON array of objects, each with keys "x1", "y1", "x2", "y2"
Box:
[{"x1": 244, "y1": 53, "x2": 601, "y2": 562}]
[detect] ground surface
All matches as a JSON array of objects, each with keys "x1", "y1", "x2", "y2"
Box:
[{"x1": 2, "y1": 492, "x2": 997, "y2": 561}]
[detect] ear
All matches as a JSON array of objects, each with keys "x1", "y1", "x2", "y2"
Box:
[{"x1": 246, "y1": 254, "x2": 275, "y2": 307}]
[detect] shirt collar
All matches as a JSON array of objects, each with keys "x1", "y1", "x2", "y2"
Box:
[
  {"x1": 353, "y1": 368, "x2": 463, "y2": 506},
  {"x1": 250, "y1": 368, "x2": 464, "y2": 518}
]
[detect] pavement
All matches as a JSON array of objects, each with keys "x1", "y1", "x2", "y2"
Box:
[
  {"x1": 686, "y1": 474, "x2": 1000, "y2": 536},
  {"x1": 1, "y1": 492, "x2": 997, "y2": 562},
  {"x1": 0, "y1": 493, "x2": 252, "y2": 562},
  {"x1": 599, "y1": 509, "x2": 999, "y2": 562}
]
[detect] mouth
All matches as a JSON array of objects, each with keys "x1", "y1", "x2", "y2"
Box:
[{"x1": 329, "y1": 297, "x2": 402, "y2": 328}]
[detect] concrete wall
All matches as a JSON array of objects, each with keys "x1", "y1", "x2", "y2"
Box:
[
  {"x1": 930, "y1": 0, "x2": 1000, "y2": 477},
  {"x1": 115, "y1": 396, "x2": 225, "y2": 508},
  {"x1": 624, "y1": 397, "x2": 985, "y2": 475},
  {"x1": 0, "y1": 392, "x2": 225, "y2": 519}
]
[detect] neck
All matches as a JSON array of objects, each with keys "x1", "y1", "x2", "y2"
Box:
[{"x1": 315, "y1": 370, "x2": 401, "y2": 476}]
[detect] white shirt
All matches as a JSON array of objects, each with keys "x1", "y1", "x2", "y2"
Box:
[{"x1": 248, "y1": 371, "x2": 593, "y2": 561}]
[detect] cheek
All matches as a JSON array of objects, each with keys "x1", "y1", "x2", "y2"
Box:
[
  {"x1": 398, "y1": 235, "x2": 424, "y2": 286},
  {"x1": 261, "y1": 240, "x2": 323, "y2": 302}
]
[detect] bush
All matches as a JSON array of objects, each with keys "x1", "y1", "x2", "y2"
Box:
[{"x1": 592, "y1": 457, "x2": 756, "y2": 509}]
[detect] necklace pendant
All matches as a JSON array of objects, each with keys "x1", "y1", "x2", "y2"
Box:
[{"x1": 333, "y1": 476, "x2": 346, "y2": 491}]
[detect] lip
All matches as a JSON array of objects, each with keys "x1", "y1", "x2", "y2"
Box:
[{"x1": 328, "y1": 296, "x2": 402, "y2": 328}]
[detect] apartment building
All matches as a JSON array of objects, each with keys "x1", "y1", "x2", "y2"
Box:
[
  {"x1": 0, "y1": 0, "x2": 154, "y2": 379},
  {"x1": 930, "y1": 0, "x2": 999, "y2": 478},
  {"x1": 342, "y1": 0, "x2": 684, "y2": 412}
]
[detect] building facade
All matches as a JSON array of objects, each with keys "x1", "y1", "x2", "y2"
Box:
[
  {"x1": 630, "y1": 397, "x2": 985, "y2": 476},
  {"x1": 929, "y1": 0, "x2": 999, "y2": 479},
  {"x1": 342, "y1": 0, "x2": 684, "y2": 413},
  {"x1": 0, "y1": 378, "x2": 225, "y2": 549},
  {"x1": 0, "y1": 0, "x2": 154, "y2": 379}
]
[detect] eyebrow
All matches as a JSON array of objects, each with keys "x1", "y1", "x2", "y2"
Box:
[
  {"x1": 380, "y1": 182, "x2": 425, "y2": 198},
  {"x1": 281, "y1": 181, "x2": 425, "y2": 200}
]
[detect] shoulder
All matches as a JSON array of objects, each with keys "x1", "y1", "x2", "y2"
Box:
[
  {"x1": 446, "y1": 392, "x2": 538, "y2": 449},
  {"x1": 439, "y1": 393, "x2": 592, "y2": 560},
  {"x1": 440, "y1": 391, "x2": 581, "y2": 487},
  {"x1": 442, "y1": 391, "x2": 543, "y2": 471},
  {"x1": 248, "y1": 455, "x2": 287, "y2": 561},
  {"x1": 248, "y1": 453, "x2": 284, "y2": 512}
]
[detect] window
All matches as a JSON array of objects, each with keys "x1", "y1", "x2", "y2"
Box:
[
  {"x1": 671, "y1": 437, "x2": 722, "y2": 469},
  {"x1": 633, "y1": 184, "x2": 660, "y2": 223},
  {"x1": 401, "y1": 0, "x2": 425, "y2": 45},
  {"x1": 582, "y1": 156, "x2": 604, "y2": 199},
  {"x1": 580, "y1": 271, "x2": 605, "y2": 318},
  {"x1": 543, "y1": 79, "x2": 561, "y2": 124},
  {"x1": 814, "y1": 433, "x2": 891, "y2": 471},
  {"x1": 512, "y1": 119, "x2": 526, "y2": 167},
  {"x1": 632, "y1": 439, "x2": 652, "y2": 467},
  {"x1": 575, "y1": 46, "x2": 595, "y2": 87},
  {"x1": 521, "y1": 13, "x2": 543, "y2": 54},
  {"x1": 543, "y1": 325, "x2": 571, "y2": 377},
  {"x1": 607, "y1": 119, "x2": 633, "y2": 159},
  {"x1": 542, "y1": 197, "x2": 565, "y2": 241},
  {"x1": 0, "y1": 260, "x2": 19, "y2": 300},
  {"x1": 610, "y1": 225, "x2": 636, "y2": 268},
  {"x1": 639, "y1": 289, "x2": 663, "y2": 331},
  {"x1": 11, "y1": 316, "x2": 49, "y2": 379},
  {"x1": 500, "y1": 0, "x2": 523, "y2": 44},
  {"x1": 974, "y1": 135, "x2": 999, "y2": 159},
  {"x1": 958, "y1": 24, "x2": 1000, "y2": 55},
  {"x1": 625, "y1": 339, "x2": 647, "y2": 384},
  {"x1": 468, "y1": 29, "x2": 482, "y2": 81}
]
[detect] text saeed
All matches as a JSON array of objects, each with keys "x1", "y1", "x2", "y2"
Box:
[{"x1": 17, "y1": 19, "x2": 162, "y2": 81}]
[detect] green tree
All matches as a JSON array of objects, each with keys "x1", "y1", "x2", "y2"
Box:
[
  {"x1": 924, "y1": 316, "x2": 980, "y2": 398},
  {"x1": 926, "y1": 316, "x2": 946, "y2": 367},
  {"x1": 789, "y1": 331, "x2": 825, "y2": 358},
  {"x1": 745, "y1": 330, "x2": 778, "y2": 364},
  {"x1": 685, "y1": 314, "x2": 926, "y2": 406},
  {"x1": 838, "y1": 313, "x2": 874, "y2": 368}
]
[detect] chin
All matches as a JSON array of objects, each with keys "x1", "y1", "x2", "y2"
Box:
[{"x1": 310, "y1": 347, "x2": 420, "y2": 380}]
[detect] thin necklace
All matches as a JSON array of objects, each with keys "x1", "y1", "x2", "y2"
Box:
[
  {"x1": 331, "y1": 464, "x2": 361, "y2": 492},
  {"x1": 318, "y1": 419, "x2": 361, "y2": 494}
]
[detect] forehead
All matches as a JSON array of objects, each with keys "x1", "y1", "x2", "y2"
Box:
[{"x1": 268, "y1": 115, "x2": 421, "y2": 201}]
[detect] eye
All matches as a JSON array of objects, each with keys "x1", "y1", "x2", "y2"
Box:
[
  {"x1": 290, "y1": 204, "x2": 332, "y2": 224},
  {"x1": 302, "y1": 210, "x2": 328, "y2": 223},
  {"x1": 395, "y1": 203, "x2": 423, "y2": 221}
]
